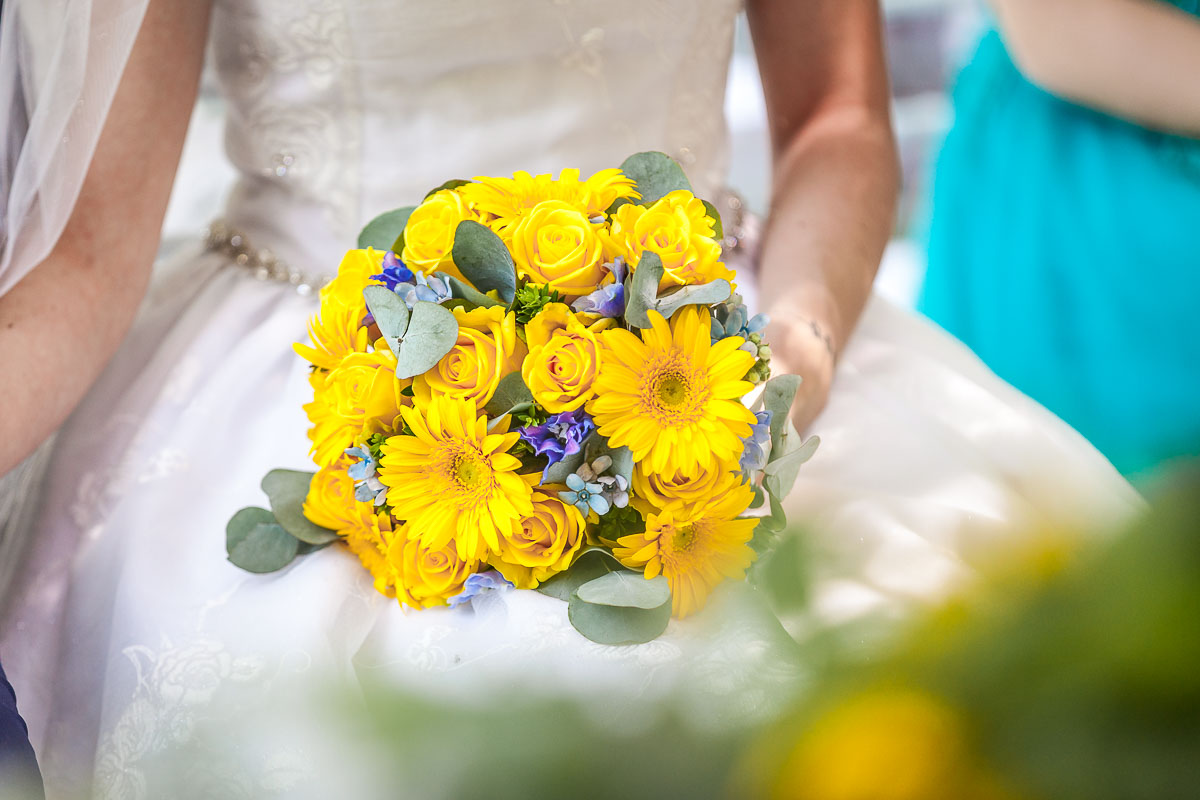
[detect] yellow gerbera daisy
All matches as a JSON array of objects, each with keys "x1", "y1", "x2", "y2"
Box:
[
  {"x1": 613, "y1": 480, "x2": 758, "y2": 618},
  {"x1": 339, "y1": 506, "x2": 397, "y2": 597},
  {"x1": 378, "y1": 395, "x2": 537, "y2": 561},
  {"x1": 460, "y1": 168, "x2": 638, "y2": 239},
  {"x1": 589, "y1": 305, "x2": 756, "y2": 478}
]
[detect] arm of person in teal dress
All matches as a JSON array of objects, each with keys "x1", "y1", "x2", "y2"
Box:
[
  {"x1": 992, "y1": 0, "x2": 1200, "y2": 137},
  {"x1": 0, "y1": 0, "x2": 212, "y2": 477},
  {"x1": 747, "y1": 0, "x2": 900, "y2": 431}
]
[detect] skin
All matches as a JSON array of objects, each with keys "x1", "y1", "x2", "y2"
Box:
[
  {"x1": 991, "y1": 0, "x2": 1200, "y2": 137},
  {"x1": 0, "y1": 0, "x2": 896, "y2": 473},
  {"x1": 747, "y1": 0, "x2": 901, "y2": 432},
  {"x1": 0, "y1": 0, "x2": 214, "y2": 476}
]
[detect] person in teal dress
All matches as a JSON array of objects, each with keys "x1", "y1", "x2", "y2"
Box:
[{"x1": 920, "y1": 0, "x2": 1200, "y2": 478}]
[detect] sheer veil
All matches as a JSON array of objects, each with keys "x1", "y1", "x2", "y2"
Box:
[{"x1": 0, "y1": 0, "x2": 149, "y2": 609}]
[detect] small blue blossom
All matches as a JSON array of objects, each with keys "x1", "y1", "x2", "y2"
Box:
[
  {"x1": 371, "y1": 251, "x2": 415, "y2": 291},
  {"x1": 576, "y1": 456, "x2": 629, "y2": 509},
  {"x1": 711, "y1": 294, "x2": 769, "y2": 343},
  {"x1": 447, "y1": 570, "x2": 514, "y2": 608},
  {"x1": 345, "y1": 445, "x2": 387, "y2": 506},
  {"x1": 518, "y1": 409, "x2": 595, "y2": 481},
  {"x1": 394, "y1": 270, "x2": 452, "y2": 309},
  {"x1": 559, "y1": 472, "x2": 610, "y2": 516},
  {"x1": 739, "y1": 410, "x2": 773, "y2": 476}
]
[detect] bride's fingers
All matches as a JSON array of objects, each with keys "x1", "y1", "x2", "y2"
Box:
[{"x1": 763, "y1": 318, "x2": 836, "y2": 435}]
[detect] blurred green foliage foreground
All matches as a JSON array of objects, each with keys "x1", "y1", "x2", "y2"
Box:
[{"x1": 353, "y1": 468, "x2": 1200, "y2": 800}]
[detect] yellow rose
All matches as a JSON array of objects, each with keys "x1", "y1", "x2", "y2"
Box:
[
  {"x1": 400, "y1": 189, "x2": 475, "y2": 279},
  {"x1": 508, "y1": 200, "x2": 609, "y2": 297},
  {"x1": 521, "y1": 303, "x2": 612, "y2": 413},
  {"x1": 304, "y1": 345, "x2": 408, "y2": 468},
  {"x1": 387, "y1": 523, "x2": 479, "y2": 608},
  {"x1": 491, "y1": 489, "x2": 586, "y2": 589},
  {"x1": 340, "y1": 508, "x2": 397, "y2": 597},
  {"x1": 302, "y1": 466, "x2": 362, "y2": 530},
  {"x1": 605, "y1": 190, "x2": 736, "y2": 290},
  {"x1": 631, "y1": 458, "x2": 742, "y2": 514},
  {"x1": 413, "y1": 305, "x2": 526, "y2": 411},
  {"x1": 295, "y1": 248, "x2": 382, "y2": 371}
]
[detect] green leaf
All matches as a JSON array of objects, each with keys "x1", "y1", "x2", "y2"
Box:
[
  {"x1": 567, "y1": 593, "x2": 672, "y2": 645},
  {"x1": 750, "y1": 483, "x2": 766, "y2": 510},
  {"x1": 620, "y1": 151, "x2": 692, "y2": 206},
  {"x1": 756, "y1": 493, "x2": 789, "y2": 535},
  {"x1": 393, "y1": 301, "x2": 459, "y2": 379},
  {"x1": 261, "y1": 469, "x2": 339, "y2": 545},
  {"x1": 575, "y1": 570, "x2": 670, "y2": 610},
  {"x1": 542, "y1": 447, "x2": 587, "y2": 485},
  {"x1": 451, "y1": 220, "x2": 517, "y2": 304},
  {"x1": 652, "y1": 279, "x2": 732, "y2": 320},
  {"x1": 764, "y1": 433, "x2": 820, "y2": 502},
  {"x1": 363, "y1": 285, "x2": 411, "y2": 358},
  {"x1": 537, "y1": 547, "x2": 622, "y2": 601},
  {"x1": 445, "y1": 275, "x2": 504, "y2": 309},
  {"x1": 226, "y1": 507, "x2": 301, "y2": 574},
  {"x1": 701, "y1": 199, "x2": 724, "y2": 241},
  {"x1": 624, "y1": 251, "x2": 664, "y2": 328},
  {"x1": 750, "y1": 534, "x2": 810, "y2": 615},
  {"x1": 763, "y1": 374, "x2": 804, "y2": 457},
  {"x1": 358, "y1": 207, "x2": 414, "y2": 251},
  {"x1": 423, "y1": 179, "x2": 471, "y2": 200},
  {"x1": 484, "y1": 372, "x2": 534, "y2": 419}
]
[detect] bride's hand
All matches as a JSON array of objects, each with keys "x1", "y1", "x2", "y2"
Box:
[{"x1": 765, "y1": 310, "x2": 836, "y2": 434}]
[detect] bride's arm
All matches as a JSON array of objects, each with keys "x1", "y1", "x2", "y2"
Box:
[
  {"x1": 746, "y1": 0, "x2": 899, "y2": 430},
  {"x1": 0, "y1": 0, "x2": 212, "y2": 476}
]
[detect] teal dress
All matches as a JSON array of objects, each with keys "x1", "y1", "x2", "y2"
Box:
[{"x1": 920, "y1": 1, "x2": 1200, "y2": 478}]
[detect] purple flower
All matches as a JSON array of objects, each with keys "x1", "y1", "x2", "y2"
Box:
[
  {"x1": 572, "y1": 282, "x2": 625, "y2": 318},
  {"x1": 447, "y1": 570, "x2": 513, "y2": 608},
  {"x1": 518, "y1": 409, "x2": 595, "y2": 480},
  {"x1": 370, "y1": 251, "x2": 414, "y2": 291}
]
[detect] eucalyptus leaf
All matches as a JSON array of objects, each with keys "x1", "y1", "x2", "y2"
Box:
[
  {"x1": 542, "y1": 447, "x2": 586, "y2": 485},
  {"x1": 583, "y1": 436, "x2": 633, "y2": 486},
  {"x1": 763, "y1": 374, "x2": 804, "y2": 457},
  {"x1": 750, "y1": 534, "x2": 810, "y2": 616},
  {"x1": 619, "y1": 151, "x2": 692, "y2": 206},
  {"x1": 393, "y1": 301, "x2": 459, "y2": 379},
  {"x1": 763, "y1": 433, "x2": 820, "y2": 502},
  {"x1": 484, "y1": 372, "x2": 534, "y2": 419},
  {"x1": 446, "y1": 275, "x2": 504, "y2": 308},
  {"x1": 358, "y1": 206, "x2": 414, "y2": 251},
  {"x1": 756, "y1": 493, "x2": 789, "y2": 535},
  {"x1": 536, "y1": 547, "x2": 622, "y2": 601},
  {"x1": 423, "y1": 179, "x2": 471, "y2": 200},
  {"x1": 451, "y1": 220, "x2": 517, "y2": 303},
  {"x1": 261, "y1": 469, "x2": 339, "y2": 545},
  {"x1": 363, "y1": 285, "x2": 411, "y2": 358},
  {"x1": 624, "y1": 251, "x2": 664, "y2": 328},
  {"x1": 226, "y1": 507, "x2": 301, "y2": 574},
  {"x1": 575, "y1": 570, "x2": 670, "y2": 610},
  {"x1": 750, "y1": 483, "x2": 766, "y2": 510},
  {"x1": 652, "y1": 279, "x2": 731, "y2": 320},
  {"x1": 567, "y1": 594, "x2": 672, "y2": 645},
  {"x1": 701, "y1": 199, "x2": 724, "y2": 241}
]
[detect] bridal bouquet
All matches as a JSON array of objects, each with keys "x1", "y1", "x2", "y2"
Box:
[{"x1": 226, "y1": 152, "x2": 816, "y2": 644}]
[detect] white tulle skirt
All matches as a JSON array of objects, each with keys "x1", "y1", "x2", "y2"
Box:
[{"x1": 0, "y1": 251, "x2": 1140, "y2": 798}]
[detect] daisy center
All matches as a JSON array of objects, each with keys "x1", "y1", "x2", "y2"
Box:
[
  {"x1": 656, "y1": 373, "x2": 690, "y2": 407},
  {"x1": 670, "y1": 524, "x2": 697, "y2": 552},
  {"x1": 452, "y1": 451, "x2": 490, "y2": 490}
]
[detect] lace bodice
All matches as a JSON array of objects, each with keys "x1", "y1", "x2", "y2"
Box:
[{"x1": 210, "y1": 0, "x2": 742, "y2": 276}]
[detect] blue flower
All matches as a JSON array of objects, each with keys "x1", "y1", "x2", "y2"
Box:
[
  {"x1": 559, "y1": 472, "x2": 610, "y2": 516},
  {"x1": 739, "y1": 410, "x2": 773, "y2": 476},
  {"x1": 395, "y1": 270, "x2": 452, "y2": 309},
  {"x1": 711, "y1": 294, "x2": 769, "y2": 343},
  {"x1": 371, "y1": 251, "x2": 415, "y2": 291},
  {"x1": 344, "y1": 445, "x2": 387, "y2": 506},
  {"x1": 447, "y1": 570, "x2": 514, "y2": 608},
  {"x1": 576, "y1": 456, "x2": 629, "y2": 510},
  {"x1": 518, "y1": 409, "x2": 595, "y2": 480},
  {"x1": 572, "y1": 282, "x2": 625, "y2": 318}
]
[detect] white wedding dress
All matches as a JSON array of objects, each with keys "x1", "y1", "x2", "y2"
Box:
[{"x1": 0, "y1": 1, "x2": 1140, "y2": 797}]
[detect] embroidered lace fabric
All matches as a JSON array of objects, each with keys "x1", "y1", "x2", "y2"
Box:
[{"x1": 0, "y1": 1, "x2": 1140, "y2": 797}]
